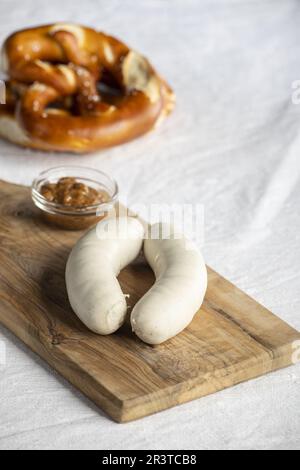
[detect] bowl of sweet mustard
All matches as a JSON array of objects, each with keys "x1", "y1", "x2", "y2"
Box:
[{"x1": 31, "y1": 166, "x2": 119, "y2": 230}]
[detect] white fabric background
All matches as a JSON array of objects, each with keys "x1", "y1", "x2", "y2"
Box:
[{"x1": 0, "y1": 0, "x2": 299, "y2": 450}]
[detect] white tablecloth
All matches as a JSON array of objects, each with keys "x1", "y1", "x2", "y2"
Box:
[{"x1": 0, "y1": 0, "x2": 299, "y2": 450}]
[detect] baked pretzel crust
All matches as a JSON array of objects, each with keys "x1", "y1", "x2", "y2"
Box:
[{"x1": 0, "y1": 24, "x2": 175, "y2": 153}]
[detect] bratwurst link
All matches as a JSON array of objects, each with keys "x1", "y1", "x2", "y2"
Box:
[{"x1": 0, "y1": 23, "x2": 175, "y2": 153}]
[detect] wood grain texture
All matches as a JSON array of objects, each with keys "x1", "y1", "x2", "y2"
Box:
[{"x1": 0, "y1": 180, "x2": 299, "y2": 422}]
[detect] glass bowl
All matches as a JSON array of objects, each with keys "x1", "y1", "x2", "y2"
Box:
[{"x1": 31, "y1": 166, "x2": 119, "y2": 230}]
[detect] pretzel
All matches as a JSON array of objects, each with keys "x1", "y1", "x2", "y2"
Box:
[{"x1": 0, "y1": 24, "x2": 175, "y2": 153}]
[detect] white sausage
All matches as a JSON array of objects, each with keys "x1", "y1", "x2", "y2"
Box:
[
  {"x1": 131, "y1": 223, "x2": 207, "y2": 344},
  {"x1": 66, "y1": 217, "x2": 144, "y2": 334}
]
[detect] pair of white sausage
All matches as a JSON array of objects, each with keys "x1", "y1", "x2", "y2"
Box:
[{"x1": 66, "y1": 217, "x2": 207, "y2": 344}]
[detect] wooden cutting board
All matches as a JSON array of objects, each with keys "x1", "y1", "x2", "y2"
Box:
[{"x1": 0, "y1": 180, "x2": 299, "y2": 423}]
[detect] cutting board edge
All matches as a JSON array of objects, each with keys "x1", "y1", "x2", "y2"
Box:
[
  {"x1": 206, "y1": 267, "x2": 300, "y2": 340},
  {"x1": 1, "y1": 307, "x2": 299, "y2": 423},
  {"x1": 118, "y1": 341, "x2": 300, "y2": 422}
]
